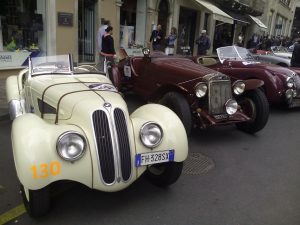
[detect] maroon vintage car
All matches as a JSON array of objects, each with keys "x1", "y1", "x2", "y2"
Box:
[
  {"x1": 109, "y1": 49, "x2": 269, "y2": 135},
  {"x1": 196, "y1": 46, "x2": 300, "y2": 108}
]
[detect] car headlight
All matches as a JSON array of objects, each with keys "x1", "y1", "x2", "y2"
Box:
[
  {"x1": 195, "y1": 83, "x2": 208, "y2": 98},
  {"x1": 57, "y1": 132, "x2": 86, "y2": 161},
  {"x1": 233, "y1": 81, "x2": 245, "y2": 95},
  {"x1": 140, "y1": 122, "x2": 163, "y2": 148},
  {"x1": 225, "y1": 99, "x2": 238, "y2": 115},
  {"x1": 286, "y1": 77, "x2": 294, "y2": 88}
]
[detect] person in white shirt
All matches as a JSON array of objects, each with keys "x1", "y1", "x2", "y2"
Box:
[{"x1": 97, "y1": 20, "x2": 111, "y2": 72}]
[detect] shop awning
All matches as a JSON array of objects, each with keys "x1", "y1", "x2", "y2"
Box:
[
  {"x1": 249, "y1": 15, "x2": 267, "y2": 30},
  {"x1": 224, "y1": 10, "x2": 250, "y2": 24},
  {"x1": 194, "y1": 0, "x2": 234, "y2": 24}
]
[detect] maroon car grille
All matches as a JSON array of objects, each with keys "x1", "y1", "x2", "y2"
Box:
[
  {"x1": 209, "y1": 81, "x2": 232, "y2": 115},
  {"x1": 114, "y1": 108, "x2": 131, "y2": 181}
]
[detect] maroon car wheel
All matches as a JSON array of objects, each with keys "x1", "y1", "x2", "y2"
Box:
[
  {"x1": 236, "y1": 89, "x2": 269, "y2": 134},
  {"x1": 159, "y1": 92, "x2": 192, "y2": 135}
]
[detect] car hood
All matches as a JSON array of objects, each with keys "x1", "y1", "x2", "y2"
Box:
[
  {"x1": 150, "y1": 57, "x2": 220, "y2": 84},
  {"x1": 28, "y1": 74, "x2": 123, "y2": 121}
]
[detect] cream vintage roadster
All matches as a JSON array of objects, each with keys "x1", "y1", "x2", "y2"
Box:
[{"x1": 6, "y1": 55, "x2": 188, "y2": 217}]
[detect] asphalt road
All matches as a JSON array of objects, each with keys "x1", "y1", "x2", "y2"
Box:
[{"x1": 1, "y1": 94, "x2": 300, "y2": 225}]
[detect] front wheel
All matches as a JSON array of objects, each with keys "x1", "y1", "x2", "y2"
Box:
[
  {"x1": 159, "y1": 92, "x2": 192, "y2": 135},
  {"x1": 20, "y1": 183, "x2": 51, "y2": 218},
  {"x1": 145, "y1": 162, "x2": 184, "y2": 187},
  {"x1": 236, "y1": 89, "x2": 269, "y2": 134}
]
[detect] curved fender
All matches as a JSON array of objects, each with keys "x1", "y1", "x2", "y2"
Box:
[
  {"x1": 130, "y1": 104, "x2": 188, "y2": 177},
  {"x1": 11, "y1": 113, "x2": 92, "y2": 190},
  {"x1": 244, "y1": 79, "x2": 264, "y2": 91}
]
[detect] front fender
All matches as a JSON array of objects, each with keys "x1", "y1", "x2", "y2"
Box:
[
  {"x1": 11, "y1": 113, "x2": 92, "y2": 190},
  {"x1": 244, "y1": 79, "x2": 264, "y2": 91},
  {"x1": 130, "y1": 104, "x2": 188, "y2": 177}
]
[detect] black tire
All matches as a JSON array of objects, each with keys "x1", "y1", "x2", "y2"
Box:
[
  {"x1": 159, "y1": 92, "x2": 192, "y2": 135},
  {"x1": 145, "y1": 162, "x2": 183, "y2": 187},
  {"x1": 20, "y1": 184, "x2": 51, "y2": 218},
  {"x1": 236, "y1": 89, "x2": 269, "y2": 134}
]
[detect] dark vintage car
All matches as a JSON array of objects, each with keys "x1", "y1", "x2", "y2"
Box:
[
  {"x1": 109, "y1": 49, "x2": 269, "y2": 135},
  {"x1": 196, "y1": 46, "x2": 300, "y2": 108}
]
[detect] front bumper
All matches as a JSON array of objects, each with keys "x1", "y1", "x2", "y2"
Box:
[{"x1": 194, "y1": 108, "x2": 251, "y2": 128}]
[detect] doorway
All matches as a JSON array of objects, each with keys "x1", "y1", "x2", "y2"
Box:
[
  {"x1": 177, "y1": 7, "x2": 197, "y2": 55},
  {"x1": 157, "y1": 0, "x2": 169, "y2": 38},
  {"x1": 78, "y1": 0, "x2": 95, "y2": 63}
]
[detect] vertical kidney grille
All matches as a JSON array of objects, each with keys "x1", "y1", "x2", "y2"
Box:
[
  {"x1": 92, "y1": 110, "x2": 115, "y2": 184},
  {"x1": 114, "y1": 108, "x2": 132, "y2": 181},
  {"x1": 209, "y1": 81, "x2": 232, "y2": 115}
]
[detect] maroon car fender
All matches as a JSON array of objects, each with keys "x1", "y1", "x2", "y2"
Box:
[
  {"x1": 109, "y1": 65, "x2": 122, "y2": 91},
  {"x1": 243, "y1": 79, "x2": 264, "y2": 91}
]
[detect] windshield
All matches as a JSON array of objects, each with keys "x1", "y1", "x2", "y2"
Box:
[
  {"x1": 271, "y1": 46, "x2": 289, "y2": 53},
  {"x1": 30, "y1": 55, "x2": 73, "y2": 76},
  {"x1": 217, "y1": 46, "x2": 254, "y2": 63}
]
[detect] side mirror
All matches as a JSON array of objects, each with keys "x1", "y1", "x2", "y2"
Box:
[{"x1": 142, "y1": 48, "x2": 150, "y2": 57}]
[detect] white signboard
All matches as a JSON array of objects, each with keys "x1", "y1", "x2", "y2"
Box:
[
  {"x1": 124, "y1": 48, "x2": 144, "y2": 57},
  {"x1": 0, "y1": 52, "x2": 31, "y2": 68}
]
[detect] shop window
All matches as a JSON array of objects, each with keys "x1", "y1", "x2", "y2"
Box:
[{"x1": 0, "y1": 0, "x2": 45, "y2": 68}]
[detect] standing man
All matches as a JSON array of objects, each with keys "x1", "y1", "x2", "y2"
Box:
[
  {"x1": 97, "y1": 20, "x2": 111, "y2": 72},
  {"x1": 291, "y1": 38, "x2": 300, "y2": 67},
  {"x1": 149, "y1": 24, "x2": 163, "y2": 51},
  {"x1": 196, "y1": 30, "x2": 211, "y2": 56}
]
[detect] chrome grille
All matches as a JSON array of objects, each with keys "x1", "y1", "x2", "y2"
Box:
[
  {"x1": 294, "y1": 75, "x2": 300, "y2": 96},
  {"x1": 92, "y1": 110, "x2": 115, "y2": 184},
  {"x1": 114, "y1": 108, "x2": 131, "y2": 181},
  {"x1": 209, "y1": 81, "x2": 232, "y2": 115}
]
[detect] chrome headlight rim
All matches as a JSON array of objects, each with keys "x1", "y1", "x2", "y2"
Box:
[
  {"x1": 194, "y1": 82, "x2": 208, "y2": 98},
  {"x1": 233, "y1": 80, "x2": 246, "y2": 95},
  {"x1": 225, "y1": 99, "x2": 238, "y2": 115},
  {"x1": 285, "y1": 89, "x2": 294, "y2": 99},
  {"x1": 286, "y1": 77, "x2": 294, "y2": 88},
  {"x1": 140, "y1": 122, "x2": 163, "y2": 148},
  {"x1": 56, "y1": 131, "x2": 86, "y2": 162}
]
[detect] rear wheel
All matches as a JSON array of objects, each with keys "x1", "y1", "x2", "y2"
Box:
[
  {"x1": 20, "y1": 183, "x2": 50, "y2": 218},
  {"x1": 236, "y1": 89, "x2": 269, "y2": 133},
  {"x1": 159, "y1": 92, "x2": 192, "y2": 135},
  {"x1": 145, "y1": 162, "x2": 184, "y2": 187}
]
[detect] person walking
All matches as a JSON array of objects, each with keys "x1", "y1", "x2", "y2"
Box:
[
  {"x1": 291, "y1": 38, "x2": 300, "y2": 67},
  {"x1": 101, "y1": 26, "x2": 116, "y2": 72},
  {"x1": 195, "y1": 30, "x2": 211, "y2": 56},
  {"x1": 149, "y1": 24, "x2": 163, "y2": 51},
  {"x1": 165, "y1": 27, "x2": 177, "y2": 55},
  {"x1": 97, "y1": 20, "x2": 111, "y2": 72}
]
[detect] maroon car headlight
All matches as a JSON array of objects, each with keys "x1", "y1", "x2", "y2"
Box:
[
  {"x1": 233, "y1": 81, "x2": 245, "y2": 95},
  {"x1": 225, "y1": 99, "x2": 238, "y2": 115},
  {"x1": 195, "y1": 83, "x2": 208, "y2": 98},
  {"x1": 286, "y1": 77, "x2": 294, "y2": 88}
]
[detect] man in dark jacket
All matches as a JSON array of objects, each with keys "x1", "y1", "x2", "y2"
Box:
[
  {"x1": 291, "y1": 38, "x2": 300, "y2": 67},
  {"x1": 196, "y1": 30, "x2": 211, "y2": 55}
]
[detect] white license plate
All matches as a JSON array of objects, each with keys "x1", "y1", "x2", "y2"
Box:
[{"x1": 135, "y1": 150, "x2": 175, "y2": 167}]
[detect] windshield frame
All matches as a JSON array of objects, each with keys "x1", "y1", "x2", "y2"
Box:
[
  {"x1": 29, "y1": 54, "x2": 74, "y2": 76},
  {"x1": 217, "y1": 46, "x2": 255, "y2": 63}
]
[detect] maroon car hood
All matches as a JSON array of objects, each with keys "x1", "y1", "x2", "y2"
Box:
[{"x1": 149, "y1": 57, "x2": 219, "y2": 83}]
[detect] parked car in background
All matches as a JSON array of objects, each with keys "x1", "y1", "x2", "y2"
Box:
[
  {"x1": 6, "y1": 54, "x2": 188, "y2": 217},
  {"x1": 115, "y1": 49, "x2": 269, "y2": 135},
  {"x1": 196, "y1": 46, "x2": 300, "y2": 108},
  {"x1": 270, "y1": 46, "x2": 292, "y2": 59},
  {"x1": 253, "y1": 48, "x2": 291, "y2": 67}
]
